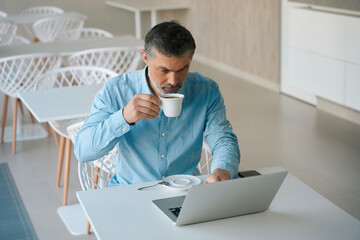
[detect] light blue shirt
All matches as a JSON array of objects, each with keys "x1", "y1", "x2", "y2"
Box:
[{"x1": 74, "y1": 67, "x2": 240, "y2": 186}]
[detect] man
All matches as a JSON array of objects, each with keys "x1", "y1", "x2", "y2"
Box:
[{"x1": 74, "y1": 21, "x2": 240, "y2": 186}]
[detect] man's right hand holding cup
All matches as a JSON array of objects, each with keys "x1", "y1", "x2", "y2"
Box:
[{"x1": 123, "y1": 94, "x2": 161, "y2": 124}]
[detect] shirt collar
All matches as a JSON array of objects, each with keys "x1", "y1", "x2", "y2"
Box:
[{"x1": 140, "y1": 66, "x2": 154, "y2": 96}]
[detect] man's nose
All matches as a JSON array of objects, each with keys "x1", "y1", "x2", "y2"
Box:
[{"x1": 168, "y1": 72, "x2": 178, "y2": 85}]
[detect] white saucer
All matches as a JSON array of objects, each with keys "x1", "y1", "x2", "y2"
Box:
[{"x1": 162, "y1": 175, "x2": 201, "y2": 191}]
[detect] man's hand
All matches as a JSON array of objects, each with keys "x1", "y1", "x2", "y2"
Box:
[
  {"x1": 123, "y1": 94, "x2": 161, "y2": 124},
  {"x1": 203, "y1": 168, "x2": 231, "y2": 184}
]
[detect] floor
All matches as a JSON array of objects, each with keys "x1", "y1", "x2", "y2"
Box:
[{"x1": 0, "y1": 59, "x2": 359, "y2": 239}]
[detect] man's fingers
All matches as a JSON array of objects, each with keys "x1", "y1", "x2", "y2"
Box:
[
  {"x1": 135, "y1": 94, "x2": 161, "y2": 106},
  {"x1": 136, "y1": 106, "x2": 159, "y2": 118},
  {"x1": 203, "y1": 175, "x2": 219, "y2": 184},
  {"x1": 137, "y1": 112, "x2": 158, "y2": 120},
  {"x1": 123, "y1": 94, "x2": 161, "y2": 124},
  {"x1": 203, "y1": 169, "x2": 231, "y2": 184},
  {"x1": 137, "y1": 99, "x2": 160, "y2": 114}
]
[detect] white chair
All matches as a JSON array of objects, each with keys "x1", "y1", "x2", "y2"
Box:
[
  {"x1": 198, "y1": 140, "x2": 213, "y2": 175},
  {"x1": 20, "y1": 6, "x2": 64, "y2": 15},
  {"x1": 0, "y1": 20, "x2": 17, "y2": 35},
  {"x1": 67, "y1": 121, "x2": 117, "y2": 191},
  {"x1": 32, "y1": 15, "x2": 85, "y2": 42},
  {"x1": 0, "y1": 34, "x2": 30, "y2": 45},
  {"x1": 34, "y1": 66, "x2": 117, "y2": 206},
  {"x1": 67, "y1": 47, "x2": 142, "y2": 74},
  {"x1": 20, "y1": 6, "x2": 64, "y2": 41},
  {"x1": 64, "y1": 27, "x2": 113, "y2": 40},
  {"x1": 0, "y1": 10, "x2": 7, "y2": 18},
  {"x1": 67, "y1": 120, "x2": 117, "y2": 234},
  {"x1": 0, "y1": 53, "x2": 62, "y2": 154}
]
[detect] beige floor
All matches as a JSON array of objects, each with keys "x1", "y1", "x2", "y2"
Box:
[{"x1": 0, "y1": 60, "x2": 359, "y2": 239}]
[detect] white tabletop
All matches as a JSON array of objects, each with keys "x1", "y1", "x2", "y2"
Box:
[
  {"x1": 18, "y1": 84, "x2": 103, "y2": 123},
  {"x1": 0, "y1": 35, "x2": 144, "y2": 58},
  {"x1": 77, "y1": 167, "x2": 360, "y2": 240},
  {"x1": 106, "y1": 0, "x2": 189, "y2": 39},
  {"x1": 0, "y1": 12, "x2": 87, "y2": 24},
  {"x1": 106, "y1": 0, "x2": 189, "y2": 12}
]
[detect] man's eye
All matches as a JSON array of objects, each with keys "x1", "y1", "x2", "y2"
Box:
[{"x1": 161, "y1": 70, "x2": 169, "y2": 73}]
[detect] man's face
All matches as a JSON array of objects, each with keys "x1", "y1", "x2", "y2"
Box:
[{"x1": 142, "y1": 49, "x2": 191, "y2": 96}]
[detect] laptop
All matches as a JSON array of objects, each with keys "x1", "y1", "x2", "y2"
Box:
[{"x1": 152, "y1": 171, "x2": 287, "y2": 226}]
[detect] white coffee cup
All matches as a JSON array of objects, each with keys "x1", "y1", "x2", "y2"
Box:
[{"x1": 159, "y1": 93, "x2": 184, "y2": 117}]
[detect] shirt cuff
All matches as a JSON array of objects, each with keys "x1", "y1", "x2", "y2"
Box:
[
  {"x1": 108, "y1": 108, "x2": 131, "y2": 136},
  {"x1": 210, "y1": 162, "x2": 238, "y2": 179}
]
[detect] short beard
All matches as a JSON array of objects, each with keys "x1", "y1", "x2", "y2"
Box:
[{"x1": 148, "y1": 68, "x2": 183, "y2": 95}]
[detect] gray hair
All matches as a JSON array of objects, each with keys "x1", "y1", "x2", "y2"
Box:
[{"x1": 144, "y1": 21, "x2": 196, "y2": 59}]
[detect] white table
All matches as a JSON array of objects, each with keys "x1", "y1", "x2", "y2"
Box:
[
  {"x1": 0, "y1": 35, "x2": 144, "y2": 58},
  {"x1": 77, "y1": 167, "x2": 360, "y2": 240},
  {"x1": 106, "y1": 0, "x2": 189, "y2": 39},
  {"x1": 0, "y1": 12, "x2": 87, "y2": 24},
  {"x1": 18, "y1": 84, "x2": 105, "y2": 235},
  {"x1": 19, "y1": 84, "x2": 104, "y2": 123}
]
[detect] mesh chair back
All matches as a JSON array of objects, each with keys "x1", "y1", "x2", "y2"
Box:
[
  {"x1": 68, "y1": 47, "x2": 142, "y2": 74},
  {"x1": 0, "y1": 20, "x2": 17, "y2": 35},
  {"x1": 198, "y1": 141, "x2": 213, "y2": 174},
  {"x1": 32, "y1": 15, "x2": 85, "y2": 42},
  {"x1": 20, "y1": 6, "x2": 64, "y2": 40},
  {"x1": 67, "y1": 121, "x2": 117, "y2": 190},
  {"x1": 0, "y1": 53, "x2": 62, "y2": 98},
  {"x1": 64, "y1": 28, "x2": 113, "y2": 40},
  {"x1": 20, "y1": 6, "x2": 64, "y2": 15},
  {"x1": 34, "y1": 66, "x2": 117, "y2": 90},
  {"x1": 0, "y1": 34, "x2": 30, "y2": 46},
  {"x1": 33, "y1": 66, "x2": 116, "y2": 137}
]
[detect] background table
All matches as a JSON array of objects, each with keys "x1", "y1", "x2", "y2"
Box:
[
  {"x1": 0, "y1": 35, "x2": 144, "y2": 58},
  {"x1": 106, "y1": 0, "x2": 189, "y2": 39},
  {"x1": 77, "y1": 167, "x2": 360, "y2": 240},
  {"x1": 19, "y1": 84, "x2": 103, "y2": 123}
]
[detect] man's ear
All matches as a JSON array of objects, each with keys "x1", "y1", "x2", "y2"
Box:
[{"x1": 142, "y1": 50, "x2": 149, "y2": 65}]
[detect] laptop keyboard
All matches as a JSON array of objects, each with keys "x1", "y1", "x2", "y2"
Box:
[{"x1": 169, "y1": 207, "x2": 182, "y2": 217}]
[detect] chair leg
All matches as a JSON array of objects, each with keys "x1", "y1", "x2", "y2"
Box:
[
  {"x1": 93, "y1": 166, "x2": 100, "y2": 189},
  {"x1": 18, "y1": 100, "x2": 25, "y2": 117},
  {"x1": 63, "y1": 138, "x2": 71, "y2": 206},
  {"x1": 86, "y1": 221, "x2": 91, "y2": 234},
  {"x1": 57, "y1": 136, "x2": 65, "y2": 187},
  {"x1": 12, "y1": 98, "x2": 19, "y2": 154},
  {"x1": 51, "y1": 127, "x2": 60, "y2": 147},
  {"x1": 44, "y1": 122, "x2": 51, "y2": 136},
  {"x1": 1, "y1": 94, "x2": 9, "y2": 143}
]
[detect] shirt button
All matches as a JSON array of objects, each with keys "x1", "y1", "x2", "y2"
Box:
[
  {"x1": 161, "y1": 155, "x2": 165, "y2": 158},
  {"x1": 122, "y1": 128, "x2": 126, "y2": 132},
  {"x1": 162, "y1": 132, "x2": 166, "y2": 136}
]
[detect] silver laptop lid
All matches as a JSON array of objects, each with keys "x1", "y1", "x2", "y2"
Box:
[{"x1": 175, "y1": 171, "x2": 287, "y2": 226}]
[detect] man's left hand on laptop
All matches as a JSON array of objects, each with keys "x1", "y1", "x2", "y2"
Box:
[{"x1": 203, "y1": 168, "x2": 231, "y2": 184}]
